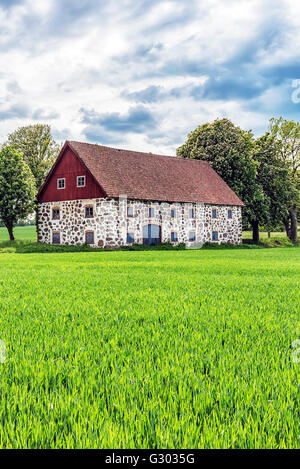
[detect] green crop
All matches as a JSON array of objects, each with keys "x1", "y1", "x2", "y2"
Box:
[{"x1": 0, "y1": 248, "x2": 299, "y2": 448}]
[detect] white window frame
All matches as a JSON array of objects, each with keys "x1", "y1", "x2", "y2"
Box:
[
  {"x1": 57, "y1": 178, "x2": 65, "y2": 190},
  {"x1": 127, "y1": 205, "x2": 134, "y2": 217},
  {"x1": 189, "y1": 231, "x2": 196, "y2": 241},
  {"x1": 77, "y1": 175, "x2": 86, "y2": 188}
]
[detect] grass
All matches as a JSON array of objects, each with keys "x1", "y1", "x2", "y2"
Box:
[
  {"x1": 0, "y1": 225, "x2": 36, "y2": 241},
  {"x1": 0, "y1": 245, "x2": 299, "y2": 448}
]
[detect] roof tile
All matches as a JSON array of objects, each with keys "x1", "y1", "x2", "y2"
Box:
[{"x1": 65, "y1": 141, "x2": 244, "y2": 206}]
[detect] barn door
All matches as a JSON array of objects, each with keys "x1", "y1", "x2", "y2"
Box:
[{"x1": 142, "y1": 224, "x2": 161, "y2": 245}]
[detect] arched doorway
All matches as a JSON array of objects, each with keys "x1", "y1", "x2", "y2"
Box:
[{"x1": 143, "y1": 224, "x2": 161, "y2": 245}]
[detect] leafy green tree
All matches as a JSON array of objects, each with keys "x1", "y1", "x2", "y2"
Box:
[
  {"x1": 254, "y1": 132, "x2": 297, "y2": 238},
  {"x1": 0, "y1": 146, "x2": 36, "y2": 240},
  {"x1": 269, "y1": 117, "x2": 300, "y2": 241},
  {"x1": 177, "y1": 118, "x2": 267, "y2": 242},
  {"x1": 7, "y1": 124, "x2": 60, "y2": 190}
]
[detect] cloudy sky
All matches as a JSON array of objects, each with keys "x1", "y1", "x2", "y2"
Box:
[{"x1": 0, "y1": 0, "x2": 299, "y2": 154}]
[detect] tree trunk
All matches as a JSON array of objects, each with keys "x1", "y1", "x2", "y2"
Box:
[
  {"x1": 284, "y1": 207, "x2": 298, "y2": 242},
  {"x1": 6, "y1": 223, "x2": 15, "y2": 241},
  {"x1": 252, "y1": 221, "x2": 259, "y2": 244},
  {"x1": 289, "y1": 207, "x2": 298, "y2": 242},
  {"x1": 268, "y1": 231, "x2": 271, "y2": 238}
]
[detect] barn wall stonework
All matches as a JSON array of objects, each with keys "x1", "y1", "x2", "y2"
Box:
[{"x1": 37, "y1": 198, "x2": 242, "y2": 247}]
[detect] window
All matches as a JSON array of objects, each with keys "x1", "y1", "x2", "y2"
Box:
[
  {"x1": 212, "y1": 231, "x2": 219, "y2": 241},
  {"x1": 57, "y1": 178, "x2": 65, "y2": 189},
  {"x1": 149, "y1": 207, "x2": 154, "y2": 217},
  {"x1": 52, "y1": 232, "x2": 60, "y2": 244},
  {"x1": 212, "y1": 208, "x2": 217, "y2": 218},
  {"x1": 77, "y1": 176, "x2": 85, "y2": 187},
  {"x1": 52, "y1": 208, "x2": 60, "y2": 220},
  {"x1": 171, "y1": 208, "x2": 176, "y2": 218},
  {"x1": 189, "y1": 231, "x2": 196, "y2": 241},
  {"x1": 85, "y1": 205, "x2": 94, "y2": 218},
  {"x1": 228, "y1": 209, "x2": 232, "y2": 219},
  {"x1": 127, "y1": 232, "x2": 134, "y2": 243},
  {"x1": 189, "y1": 208, "x2": 195, "y2": 218},
  {"x1": 85, "y1": 231, "x2": 94, "y2": 245},
  {"x1": 171, "y1": 231, "x2": 178, "y2": 242},
  {"x1": 127, "y1": 206, "x2": 133, "y2": 217}
]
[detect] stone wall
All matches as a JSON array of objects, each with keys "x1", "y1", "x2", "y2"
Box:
[{"x1": 37, "y1": 197, "x2": 242, "y2": 247}]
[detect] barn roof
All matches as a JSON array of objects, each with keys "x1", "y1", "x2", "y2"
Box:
[{"x1": 39, "y1": 141, "x2": 244, "y2": 206}]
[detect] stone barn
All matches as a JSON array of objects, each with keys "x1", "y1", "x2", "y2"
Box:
[{"x1": 37, "y1": 141, "x2": 244, "y2": 247}]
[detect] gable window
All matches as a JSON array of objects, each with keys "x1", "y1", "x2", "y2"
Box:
[
  {"x1": 127, "y1": 206, "x2": 133, "y2": 217},
  {"x1": 52, "y1": 231, "x2": 60, "y2": 244},
  {"x1": 127, "y1": 232, "x2": 134, "y2": 243},
  {"x1": 77, "y1": 176, "x2": 85, "y2": 187},
  {"x1": 171, "y1": 231, "x2": 178, "y2": 242},
  {"x1": 189, "y1": 231, "x2": 196, "y2": 241},
  {"x1": 85, "y1": 205, "x2": 94, "y2": 218},
  {"x1": 212, "y1": 231, "x2": 219, "y2": 241},
  {"x1": 228, "y1": 209, "x2": 232, "y2": 219},
  {"x1": 149, "y1": 207, "x2": 154, "y2": 218},
  {"x1": 212, "y1": 208, "x2": 217, "y2": 218},
  {"x1": 189, "y1": 208, "x2": 195, "y2": 218},
  {"x1": 85, "y1": 231, "x2": 94, "y2": 245},
  {"x1": 171, "y1": 208, "x2": 176, "y2": 218},
  {"x1": 57, "y1": 178, "x2": 65, "y2": 190},
  {"x1": 52, "y1": 207, "x2": 60, "y2": 220}
]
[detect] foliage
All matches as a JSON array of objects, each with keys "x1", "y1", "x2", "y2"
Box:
[
  {"x1": 269, "y1": 117, "x2": 300, "y2": 241},
  {"x1": 177, "y1": 119, "x2": 298, "y2": 242},
  {"x1": 254, "y1": 132, "x2": 297, "y2": 229},
  {"x1": 0, "y1": 146, "x2": 36, "y2": 240},
  {"x1": 7, "y1": 124, "x2": 60, "y2": 190},
  {"x1": 176, "y1": 119, "x2": 265, "y2": 228},
  {"x1": 0, "y1": 248, "x2": 299, "y2": 448}
]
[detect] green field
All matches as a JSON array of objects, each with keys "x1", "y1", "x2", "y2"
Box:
[
  {"x1": 0, "y1": 244, "x2": 299, "y2": 448},
  {"x1": 0, "y1": 225, "x2": 36, "y2": 241}
]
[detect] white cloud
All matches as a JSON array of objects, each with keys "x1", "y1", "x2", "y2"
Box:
[{"x1": 0, "y1": 0, "x2": 299, "y2": 153}]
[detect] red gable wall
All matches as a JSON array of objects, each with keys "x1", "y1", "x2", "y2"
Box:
[{"x1": 38, "y1": 147, "x2": 105, "y2": 203}]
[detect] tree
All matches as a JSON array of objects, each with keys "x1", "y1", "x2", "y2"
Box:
[
  {"x1": 269, "y1": 117, "x2": 300, "y2": 241},
  {"x1": 176, "y1": 118, "x2": 267, "y2": 242},
  {"x1": 0, "y1": 146, "x2": 36, "y2": 241},
  {"x1": 254, "y1": 133, "x2": 297, "y2": 239},
  {"x1": 7, "y1": 124, "x2": 60, "y2": 190}
]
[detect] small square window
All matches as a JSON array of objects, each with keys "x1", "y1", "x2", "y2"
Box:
[
  {"x1": 228, "y1": 209, "x2": 232, "y2": 219},
  {"x1": 127, "y1": 232, "x2": 134, "y2": 243},
  {"x1": 85, "y1": 206, "x2": 94, "y2": 218},
  {"x1": 85, "y1": 231, "x2": 94, "y2": 244},
  {"x1": 52, "y1": 232, "x2": 60, "y2": 244},
  {"x1": 212, "y1": 208, "x2": 217, "y2": 218},
  {"x1": 127, "y1": 206, "x2": 133, "y2": 217},
  {"x1": 189, "y1": 231, "x2": 196, "y2": 241},
  {"x1": 77, "y1": 176, "x2": 85, "y2": 187},
  {"x1": 52, "y1": 208, "x2": 60, "y2": 220},
  {"x1": 189, "y1": 208, "x2": 195, "y2": 218},
  {"x1": 171, "y1": 232, "x2": 178, "y2": 242},
  {"x1": 171, "y1": 208, "x2": 176, "y2": 218},
  {"x1": 57, "y1": 178, "x2": 65, "y2": 189},
  {"x1": 149, "y1": 207, "x2": 154, "y2": 217},
  {"x1": 212, "y1": 231, "x2": 219, "y2": 241}
]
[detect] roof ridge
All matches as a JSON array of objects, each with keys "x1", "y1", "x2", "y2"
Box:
[{"x1": 67, "y1": 140, "x2": 209, "y2": 164}]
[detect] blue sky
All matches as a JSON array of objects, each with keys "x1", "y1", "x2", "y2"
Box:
[{"x1": 0, "y1": 0, "x2": 299, "y2": 154}]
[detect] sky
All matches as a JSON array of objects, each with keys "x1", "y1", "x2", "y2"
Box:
[{"x1": 0, "y1": 0, "x2": 299, "y2": 154}]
